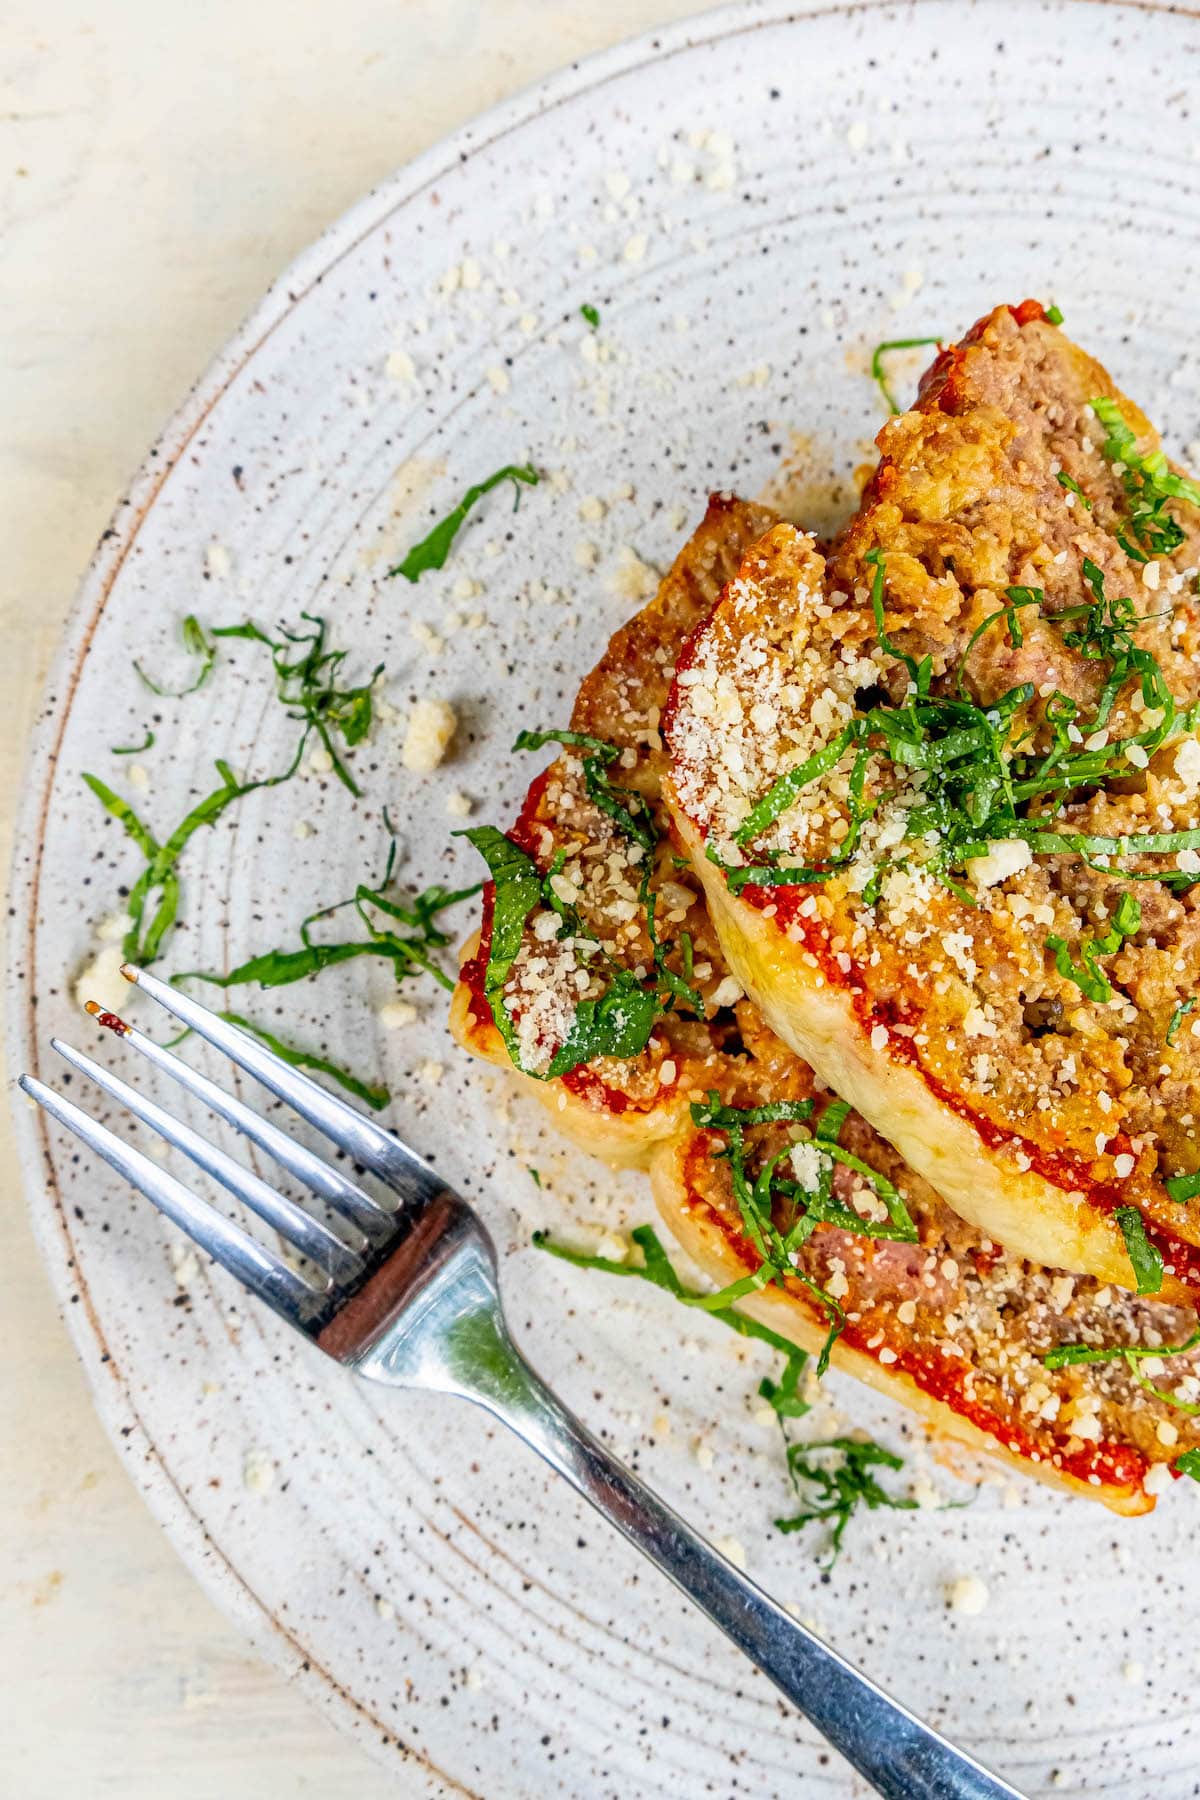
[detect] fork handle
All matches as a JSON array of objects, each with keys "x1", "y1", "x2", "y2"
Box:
[{"x1": 462, "y1": 1329, "x2": 1024, "y2": 1800}]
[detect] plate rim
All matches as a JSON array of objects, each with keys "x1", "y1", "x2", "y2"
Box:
[{"x1": 7, "y1": 0, "x2": 1194, "y2": 1788}]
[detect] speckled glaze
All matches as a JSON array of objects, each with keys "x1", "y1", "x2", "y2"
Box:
[{"x1": 11, "y1": 3, "x2": 1200, "y2": 1794}]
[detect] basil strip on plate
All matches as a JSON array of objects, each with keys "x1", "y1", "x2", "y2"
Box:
[{"x1": 389, "y1": 463, "x2": 539, "y2": 582}]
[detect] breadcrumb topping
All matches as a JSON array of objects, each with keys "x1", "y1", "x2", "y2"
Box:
[{"x1": 665, "y1": 305, "x2": 1200, "y2": 1251}]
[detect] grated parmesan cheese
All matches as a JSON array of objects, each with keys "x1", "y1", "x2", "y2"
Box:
[{"x1": 402, "y1": 698, "x2": 456, "y2": 773}]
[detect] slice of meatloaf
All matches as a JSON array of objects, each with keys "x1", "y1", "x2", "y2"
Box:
[
  {"x1": 450, "y1": 488, "x2": 1200, "y2": 1511},
  {"x1": 665, "y1": 303, "x2": 1200, "y2": 1299}
]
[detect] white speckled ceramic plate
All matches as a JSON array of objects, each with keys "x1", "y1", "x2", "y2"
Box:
[{"x1": 13, "y1": 3, "x2": 1200, "y2": 1793}]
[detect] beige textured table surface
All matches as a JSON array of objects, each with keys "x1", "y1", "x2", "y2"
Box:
[{"x1": 0, "y1": 4, "x2": 700, "y2": 1791}]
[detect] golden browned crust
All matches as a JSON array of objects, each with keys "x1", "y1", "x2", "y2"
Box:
[
  {"x1": 650, "y1": 1134, "x2": 1155, "y2": 1515},
  {"x1": 449, "y1": 493, "x2": 774, "y2": 1109},
  {"x1": 451, "y1": 427, "x2": 1200, "y2": 1511},
  {"x1": 664, "y1": 306, "x2": 1200, "y2": 1294}
]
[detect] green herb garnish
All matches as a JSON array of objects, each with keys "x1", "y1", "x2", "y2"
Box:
[
  {"x1": 721, "y1": 860, "x2": 835, "y2": 893},
  {"x1": 1042, "y1": 1327, "x2": 1200, "y2": 1370},
  {"x1": 533, "y1": 1221, "x2": 810, "y2": 1413},
  {"x1": 134, "y1": 614, "x2": 215, "y2": 698},
  {"x1": 1165, "y1": 1171, "x2": 1200, "y2": 1205},
  {"x1": 690, "y1": 1092, "x2": 838, "y2": 1352},
  {"x1": 110, "y1": 730, "x2": 155, "y2": 756},
  {"x1": 536, "y1": 1225, "x2": 915, "y2": 1555},
  {"x1": 219, "y1": 1010, "x2": 389, "y2": 1109},
  {"x1": 580, "y1": 304, "x2": 600, "y2": 329},
  {"x1": 1057, "y1": 560, "x2": 1169, "y2": 723},
  {"x1": 1167, "y1": 999, "x2": 1196, "y2": 1046},
  {"x1": 183, "y1": 819, "x2": 479, "y2": 997},
  {"x1": 83, "y1": 751, "x2": 304, "y2": 965},
  {"x1": 1045, "y1": 303, "x2": 1064, "y2": 326},
  {"x1": 688, "y1": 1090, "x2": 918, "y2": 1373},
  {"x1": 512, "y1": 727, "x2": 617, "y2": 758},
  {"x1": 1045, "y1": 891, "x2": 1140, "y2": 1005},
  {"x1": 728, "y1": 544, "x2": 1193, "y2": 897},
  {"x1": 456, "y1": 824, "x2": 549, "y2": 1066},
  {"x1": 545, "y1": 970, "x2": 657, "y2": 1078},
  {"x1": 1092, "y1": 395, "x2": 1200, "y2": 563},
  {"x1": 957, "y1": 587, "x2": 1042, "y2": 695},
  {"x1": 388, "y1": 463, "x2": 539, "y2": 582},
  {"x1": 870, "y1": 336, "x2": 943, "y2": 415},
  {"x1": 1055, "y1": 470, "x2": 1092, "y2": 509},
  {"x1": 457, "y1": 822, "x2": 657, "y2": 1078},
  {"x1": 213, "y1": 613, "x2": 381, "y2": 797},
  {"x1": 514, "y1": 726, "x2": 702, "y2": 1016},
  {"x1": 1114, "y1": 1205, "x2": 1164, "y2": 1295},
  {"x1": 1175, "y1": 1448, "x2": 1200, "y2": 1480},
  {"x1": 866, "y1": 545, "x2": 932, "y2": 691},
  {"x1": 774, "y1": 1437, "x2": 916, "y2": 1564},
  {"x1": 513, "y1": 727, "x2": 656, "y2": 851},
  {"x1": 732, "y1": 725, "x2": 858, "y2": 847},
  {"x1": 1125, "y1": 1358, "x2": 1200, "y2": 1416}
]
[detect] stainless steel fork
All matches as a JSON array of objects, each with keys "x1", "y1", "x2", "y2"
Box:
[{"x1": 21, "y1": 964, "x2": 1025, "y2": 1800}]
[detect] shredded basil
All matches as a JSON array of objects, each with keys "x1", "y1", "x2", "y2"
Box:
[
  {"x1": 1166, "y1": 1170, "x2": 1200, "y2": 1205},
  {"x1": 866, "y1": 545, "x2": 932, "y2": 692},
  {"x1": 84, "y1": 751, "x2": 304, "y2": 965},
  {"x1": 514, "y1": 726, "x2": 656, "y2": 851},
  {"x1": 732, "y1": 725, "x2": 858, "y2": 847},
  {"x1": 774, "y1": 1437, "x2": 915, "y2": 1564},
  {"x1": 870, "y1": 336, "x2": 943, "y2": 415},
  {"x1": 728, "y1": 545, "x2": 1193, "y2": 892},
  {"x1": 219, "y1": 1010, "x2": 389, "y2": 1110},
  {"x1": 957, "y1": 590, "x2": 1041, "y2": 695},
  {"x1": 457, "y1": 822, "x2": 657, "y2": 1078},
  {"x1": 694, "y1": 1096, "x2": 814, "y2": 1131},
  {"x1": 388, "y1": 463, "x2": 539, "y2": 582},
  {"x1": 1175, "y1": 1448, "x2": 1200, "y2": 1480},
  {"x1": 534, "y1": 1229, "x2": 912, "y2": 1558},
  {"x1": 212, "y1": 613, "x2": 381, "y2": 797},
  {"x1": 1167, "y1": 999, "x2": 1196, "y2": 1046},
  {"x1": 717, "y1": 854, "x2": 835, "y2": 894},
  {"x1": 545, "y1": 972, "x2": 657, "y2": 1078},
  {"x1": 688, "y1": 1089, "x2": 917, "y2": 1373},
  {"x1": 456, "y1": 825, "x2": 544, "y2": 1065},
  {"x1": 1092, "y1": 395, "x2": 1200, "y2": 563},
  {"x1": 515, "y1": 726, "x2": 702, "y2": 1016},
  {"x1": 533, "y1": 1221, "x2": 810, "y2": 1413},
  {"x1": 110, "y1": 730, "x2": 155, "y2": 756},
  {"x1": 791, "y1": 1102, "x2": 918, "y2": 1242},
  {"x1": 1045, "y1": 891, "x2": 1140, "y2": 1005},
  {"x1": 1125, "y1": 1357, "x2": 1200, "y2": 1416},
  {"x1": 1045, "y1": 303, "x2": 1065, "y2": 326},
  {"x1": 580, "y1": 303, "x2": 600, "y2": 329},
  {"x1": 134, "y1": 614, "x2": 215, "y2": 698},
  {"x1": 182, "y1": 822, "x2": 478, "y2": 998},
  {"x1": 1115, "y1": 1206, "x2": 1164, "y2": 1295},
  {"x1": 1042, "y1": 1327, "x2": 1200, "y2": 1370},
  {"x1": 1055, "y1": 470, "x2": 1092, "y2": 509},
  {"x1": 513, "y1": 727, "x2": 617, "y2": 760}
]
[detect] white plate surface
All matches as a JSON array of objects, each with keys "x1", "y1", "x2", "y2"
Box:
[{"x1": 12, "y1": 4, "x2": 1200, "y2": 1794}]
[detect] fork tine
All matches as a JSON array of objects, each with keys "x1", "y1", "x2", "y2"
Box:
[
  {"x1": 51, "y1": 1038, "x2": 364, "y2": 1283},
  {"x1": 122, "y1": 967, "x2": 444, "y2": 1203},
  {"x1": 19, "y1": 1073, "x2": 324, "y2": 1327},
  {"x1": 84, "y1": 1005, "x2": 393, "y2": 1241}
]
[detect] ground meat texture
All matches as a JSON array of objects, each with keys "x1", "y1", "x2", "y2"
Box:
[
  {"x1": 678, "y1": 1101, "x2": 1200, "y2": 1491},
  {"x1": 452, "y1": 475, "x2": 1200, "y2": 1509},
  {"x1": 664, "y1": 304, "x2": 1200, "y2": 1280},
  {"x1": 456, "y1": 495, "x2": 774, "y2": 1089}
]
